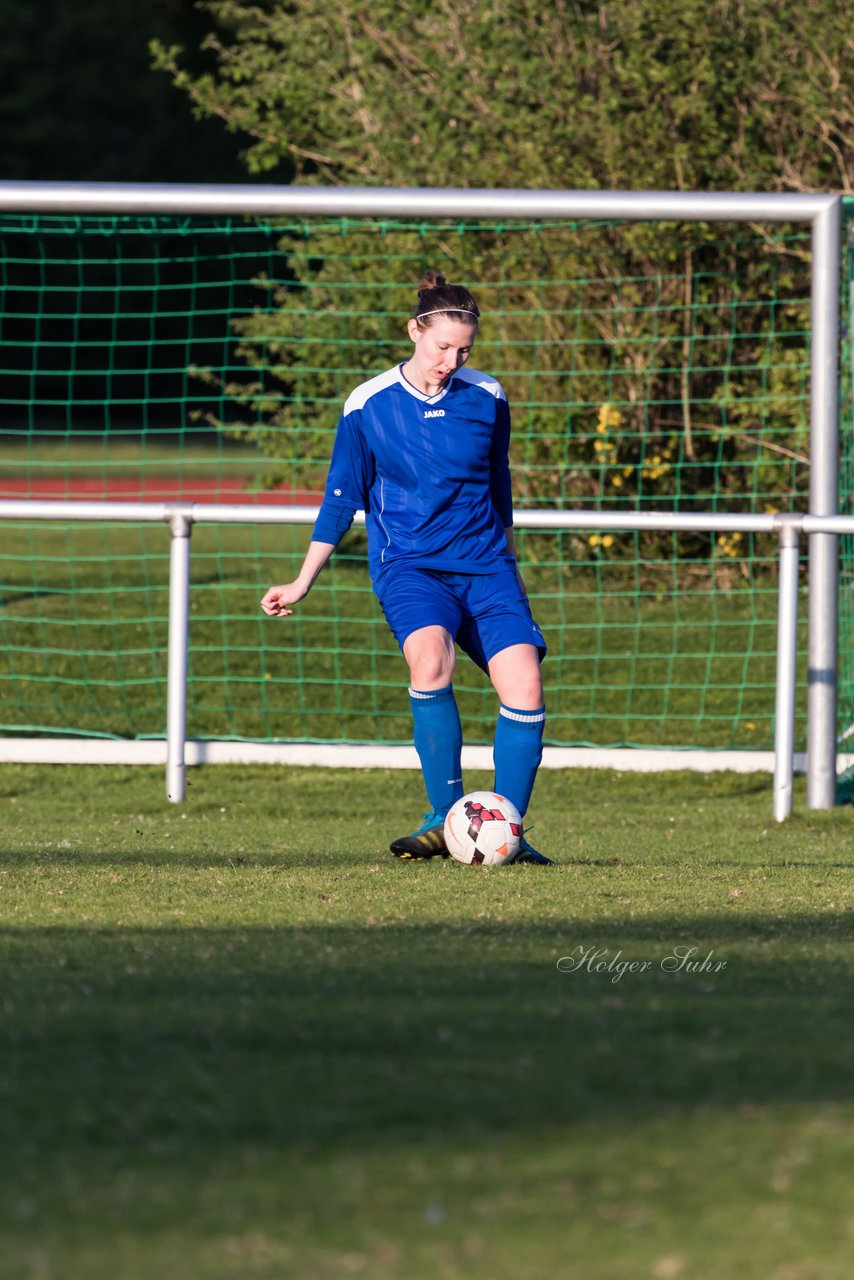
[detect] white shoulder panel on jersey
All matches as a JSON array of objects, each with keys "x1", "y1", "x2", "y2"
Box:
[
  {"x1": 342, "y1": 365, "x2": 402, "y2": 416},
  {"x1": 451, "y1": 366, "x2": 507, "y2": 401}
]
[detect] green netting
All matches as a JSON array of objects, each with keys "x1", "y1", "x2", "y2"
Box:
[{"x1": 0, "y1": 210, "x2": 842, "y2": 752}]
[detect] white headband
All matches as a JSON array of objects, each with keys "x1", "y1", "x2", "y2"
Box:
[{"x1": 415, "y1": 308, "x2": 479, "y2": 322}]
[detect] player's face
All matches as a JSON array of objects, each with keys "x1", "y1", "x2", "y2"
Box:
[{"x1": 407, "y1": 316, "x2": 477, "y2": 388}]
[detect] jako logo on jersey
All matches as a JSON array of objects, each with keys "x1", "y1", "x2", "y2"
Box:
[{"x1": 423, "y1": 409, "x2": 446, "y2": 418}]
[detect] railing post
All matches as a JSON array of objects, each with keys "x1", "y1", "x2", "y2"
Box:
[
  {"x1": 774, "y1": 519, "x2": 801, "y2": 821},
  {"x1": 166, "y1": 509, "x2": 192, "y2": 803}
]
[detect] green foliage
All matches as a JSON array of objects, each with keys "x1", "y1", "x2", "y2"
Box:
[
  {"x1": 152, "y1": 0, "x2": 853, "y2": 192},
  {"x1": 185, "y1": 216, "x2": 815, "y2": 526},
  {"x1": 151, "y1": 0, "x2": 851, "y2": 518}
]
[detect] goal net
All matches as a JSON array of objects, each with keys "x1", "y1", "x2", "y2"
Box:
[{"x1": 1, "y1": 207, "x2": 842, "y2": 759}]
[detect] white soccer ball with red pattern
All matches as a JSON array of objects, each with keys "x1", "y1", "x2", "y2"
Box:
[{"x1": 444, "y1": 791, "x2": 523, "y2": 865}]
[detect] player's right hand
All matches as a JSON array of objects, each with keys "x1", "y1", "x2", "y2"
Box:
[{"x1": 260, "y1": 581, "x2": 308, "y2": 617}]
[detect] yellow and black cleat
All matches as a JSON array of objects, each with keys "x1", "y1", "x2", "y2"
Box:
[{"x1": 389, "y1": 813, "x2": 449, "y2": 861}]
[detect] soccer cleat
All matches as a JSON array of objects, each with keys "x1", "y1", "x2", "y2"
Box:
[
  {"x1": 508, "y1": 831, "x2": 554, "y2": 865},
  {"x1": 390, "y1": 811, "x2": 450, "y2": 861}
]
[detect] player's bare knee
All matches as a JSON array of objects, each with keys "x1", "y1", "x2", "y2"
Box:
[
  {"x1": 512, "y1": 680, "x2": 544, "y2": 709},
  {"x1": 410, "y1": 650, "x2": 455, "y2": 688},
  {"x1": 490, "y1": 665, "x2": 543, "y2": 709},
  {"x1": 404, "y1": 627, "x2": 455, "y2": 688}
]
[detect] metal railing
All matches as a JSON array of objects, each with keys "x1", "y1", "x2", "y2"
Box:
[{"x1": 2, "y1": 497, "x2": 849, "y2": 822}]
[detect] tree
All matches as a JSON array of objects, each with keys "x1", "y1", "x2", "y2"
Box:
[{"x1": 152, "y1": 0, "x2": 852, "y2": 192}]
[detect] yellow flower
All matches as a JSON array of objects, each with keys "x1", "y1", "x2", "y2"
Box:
[
  {"x1": 716, "y1": 532, "x2": 743, "y2": 559},
  {"x1": 597, "y1": 403, "x2": 623, "y2": 432}
]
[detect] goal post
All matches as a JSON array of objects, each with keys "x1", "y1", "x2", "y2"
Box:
[{"x1": 0, "y1": 182, "x2": 843, "y2": 808}]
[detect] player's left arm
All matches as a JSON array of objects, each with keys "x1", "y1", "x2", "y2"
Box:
[
  {"x1": 489, "y1": 392, "x2": 526, "y2": 594},
  {"x1": 488, "y1": 393, "x2": 513, "y2": 527}
]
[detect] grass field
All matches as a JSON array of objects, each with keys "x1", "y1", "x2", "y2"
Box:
[
  {"x1": 2, "y1": 761, "x2": 854, "y2": 1280},
  {"x1": 0, "y1": 518, "x2": 803, "y2": 750},
  {"x1": 0, "y1": 434, "x2": 267, "y2": 474}
]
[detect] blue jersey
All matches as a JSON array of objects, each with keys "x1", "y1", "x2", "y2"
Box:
[{"x1": 312, "y1": 363, "x2": 515, "y2": 582}]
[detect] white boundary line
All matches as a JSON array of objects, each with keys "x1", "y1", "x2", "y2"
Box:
[{"x1": 1, "y1": 738, "x2": 843, "y2": 777}]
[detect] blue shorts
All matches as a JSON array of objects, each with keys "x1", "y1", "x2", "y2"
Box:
[{"x1": 375, "y1": 563, "x2": 547, "y2": 672}]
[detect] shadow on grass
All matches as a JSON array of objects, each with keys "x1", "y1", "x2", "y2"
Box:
[
  {"x1": 9, "y1": 843, "x2": 854, "y2": 870},
  {"x1": 2, "y1": 844, "x2": 413, "y2": 869},
  {"x1": 1, "y1": 913, "x2": 853, "y2": 1188}
]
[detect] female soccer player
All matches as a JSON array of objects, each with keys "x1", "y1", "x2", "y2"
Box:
[{"x1": 261, "y1": 272, "x2": 552, "y2": 864}]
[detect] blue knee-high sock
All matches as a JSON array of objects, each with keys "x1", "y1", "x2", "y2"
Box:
[
  {"x1": 409, "y1": 684, "x2": 464, "y2": 818},
  {"x1": 493, "y1": 704, "x2": 546, "y2": 818}
]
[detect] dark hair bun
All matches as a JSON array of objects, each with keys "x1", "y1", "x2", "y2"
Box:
[
  {"x1": 417, "y1": 270, "x2": 447, "y2": 297},
  {"x1": 411, "y1": 271, "x2": 480, "y2": 324}
]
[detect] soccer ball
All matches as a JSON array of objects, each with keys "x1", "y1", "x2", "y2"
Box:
[{"x1": 444, "y1": 791, "x2": 523, "y2": 866}]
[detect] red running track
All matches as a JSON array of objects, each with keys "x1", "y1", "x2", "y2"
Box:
[{"x1": 0, "y1": 476, "x2": 323, "y2": 504}]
